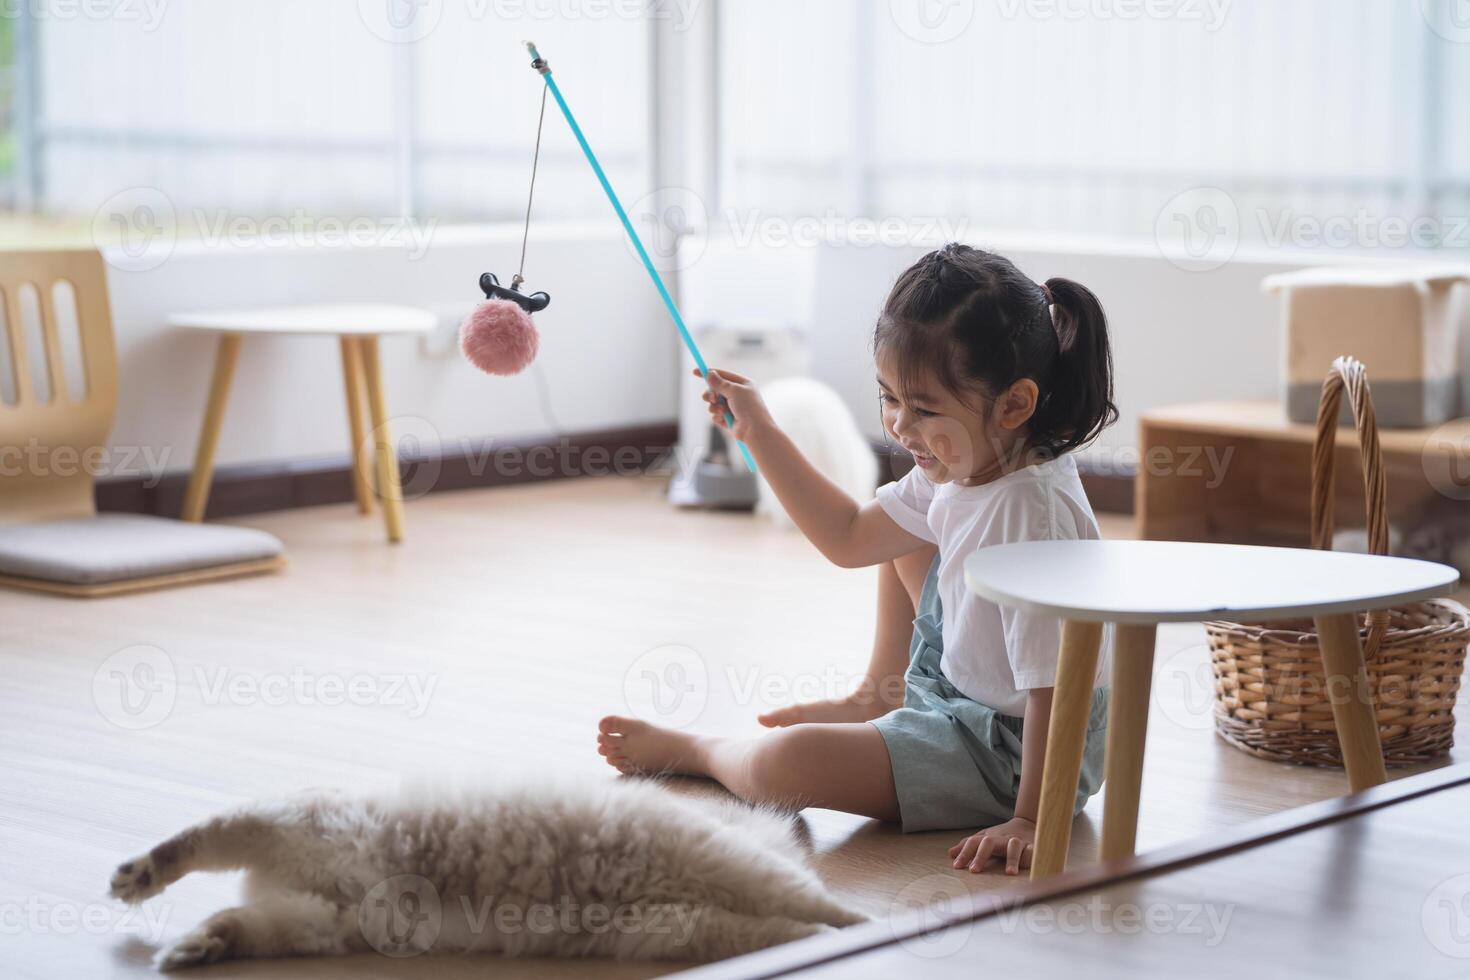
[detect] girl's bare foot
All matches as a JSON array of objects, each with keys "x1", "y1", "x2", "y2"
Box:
[
  {"x1": 597, "y1": 716, "x2": 709, "y2": 776},
  {"x1": 758, "y1": 694, "x2": 893, "y2": 728}
]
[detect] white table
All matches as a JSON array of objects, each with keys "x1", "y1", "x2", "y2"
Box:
[
  {"x1": 964, "y1": 539, "x2": 1460, "y2": 879},
  {"x1": 168, "y1": 304, "x2": 436, "y2": 543}
]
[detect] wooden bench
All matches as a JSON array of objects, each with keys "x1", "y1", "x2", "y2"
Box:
[{"x1": 1137, "y1": 401, "x2": 1470, "y2": 545}]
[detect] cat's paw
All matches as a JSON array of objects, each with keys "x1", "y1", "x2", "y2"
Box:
[
  {"x1": 157, "y1": 928, "x2": 229, "y2": 972},
  {"x1": 110, "y1": 855, "x2": 162, "y2": 904}
]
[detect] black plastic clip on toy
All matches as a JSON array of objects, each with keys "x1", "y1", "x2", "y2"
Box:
[{"x1": 478, "y1": 272, "x2": 550, "y2": 314}]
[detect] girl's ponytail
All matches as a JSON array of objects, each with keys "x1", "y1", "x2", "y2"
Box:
[
  {"x1": 1029, "y1": 277, "x2": 1117, "y2": 457},
  {"x1": 874, "y1": 245, "x2": 1118, "y2": 461}
]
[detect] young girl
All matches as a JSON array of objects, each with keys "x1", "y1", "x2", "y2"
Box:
[{"x1": 597, "y1": 244, "x2": 1117, "y2": 876}]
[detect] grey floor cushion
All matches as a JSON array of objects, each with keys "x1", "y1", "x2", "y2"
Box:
[{"x1": 0, "y1": 514, "x2": 284, "y2": 585}]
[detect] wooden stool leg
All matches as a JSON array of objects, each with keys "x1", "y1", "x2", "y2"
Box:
[
  {"x1": 1100, "y1": 622, "x2": 1157, "y2": 863},
  {"x1": 339, "y1": 336, "x2": 374, "y2": 515},
  {"x1": 358, "y1": 335, "x2": 405, "y2": 543},
  {"x1": 1030, "y1": 619, "x2": 1103, "y2": 880},
  {"x1": 1314, "y1": 613, "x2": 1388, "y2": 792},
  {"x1": 181, "y1": 333, "x2": 241, "y2": 522}
]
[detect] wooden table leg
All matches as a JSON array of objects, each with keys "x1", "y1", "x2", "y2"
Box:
[
  {"x1": 339, "y1": 337, "x2": 374, "y2": 515},
  {"x1": 1031, "y1": 619, "x2": 1103, "y2": 880},
  {"x1": 181, "y1": 333, "x2": 241, "y2": 522},
  {"x1": 1100, "y1": 622, "x2": 1157, "y2": 862},
  {"x1": 358, "y1": 335, "x2": 405, "y2": 543},
  {"x1": 1314, "y1": 613, "x2": 1388, "y2": 792}
]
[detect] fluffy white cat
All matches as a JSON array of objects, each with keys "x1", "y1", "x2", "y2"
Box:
[
  {"x1": 110, "y1": 778, "x2": 862, "y2": 971},
  {"x1": 756, "y1": 376, "x2": 879, "y2": 529}
]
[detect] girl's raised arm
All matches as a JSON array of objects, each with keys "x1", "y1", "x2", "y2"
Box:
[{"x1": 700, "y1": 369, "x2": 928, "y2": 568}]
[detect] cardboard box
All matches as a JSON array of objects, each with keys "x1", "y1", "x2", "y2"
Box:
[{"x1": 1262, "y1": 265, "x2": 1470, "y2": 427}]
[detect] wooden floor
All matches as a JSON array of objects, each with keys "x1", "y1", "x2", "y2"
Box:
[
  {"x1": 1, "y1": 474, "x2": 1465, "y2": 979},
  {"x1": 773, "y1": 768, "x2": 1470, "y2": 979}
]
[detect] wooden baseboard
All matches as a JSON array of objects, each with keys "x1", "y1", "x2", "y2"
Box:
[
  {"x1": 93, "y1": 426, "x2": 1136, "y2": 522},
  {"x1": 95, "y1": 423, "x2": 680, "y2": 521}
]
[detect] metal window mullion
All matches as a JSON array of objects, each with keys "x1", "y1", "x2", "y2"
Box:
[
  {"x1": 391, "y1": 27, "x2": 419, "y2": 221},
  {"x1": 13, "y1": 4, "x2": 43, "y2": 213},
  {"x1": 1416, "y1": 11, "x2": 1444, "y2": 245},
  {"x1": 852, "y1": 0, "x2": 876, "y2": 218}
]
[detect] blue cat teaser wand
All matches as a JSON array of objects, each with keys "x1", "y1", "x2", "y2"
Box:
[{"x1": 526, "y1": 42, "x2": 757, "y2": 474}]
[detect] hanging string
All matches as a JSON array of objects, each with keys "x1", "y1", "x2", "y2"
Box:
[{"x1": 512, "y1": 85, "x2": 548, "y2": 291}]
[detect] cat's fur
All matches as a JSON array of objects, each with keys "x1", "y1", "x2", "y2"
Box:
[
  {"x1": 1402, "y1": 495, "x2": 1470, "y2": 580},
  {"x1": 110, "y1": 779, "x2": 863, "y2": 971},
  {"x1": 1333, "y1": 494, "x2": 1470, "y2": 580},
  {"x1": 756, "y1": 376, "x2": 879, "y2": 529}
]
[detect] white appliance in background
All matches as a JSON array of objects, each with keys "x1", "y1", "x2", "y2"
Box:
[
  {"x1": 668, "y1": 320, "x2": 809, "y2": 507},
  {"x1": 669, "y1": 234, "x2": 819, "y2": 508}
]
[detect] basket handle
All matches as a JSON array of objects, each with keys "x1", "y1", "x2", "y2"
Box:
[{"x1": 1309, "y1": 355, "x2": 1390, "y2": 657}]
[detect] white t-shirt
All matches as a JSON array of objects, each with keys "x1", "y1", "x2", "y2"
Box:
[{"x1": 876, "y1": 454, "x2": 1111, "y2": 717}]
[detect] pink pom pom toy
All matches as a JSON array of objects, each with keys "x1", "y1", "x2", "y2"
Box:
[
  {"x1": 459, "y1": 272, "x2": 550, "y2": 376},
  {"x1": 460, "y1": 299, "x2": 539, "y2": 376}
]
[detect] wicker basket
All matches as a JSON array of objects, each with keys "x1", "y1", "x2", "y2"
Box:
[{"x1": 1204, "y1": 356, "x2": 1470, "y2": 767}]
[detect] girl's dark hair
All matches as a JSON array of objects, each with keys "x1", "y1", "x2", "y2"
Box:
[{"x1": 874, "y1": 243, "x2": 1117, "y2": 458}]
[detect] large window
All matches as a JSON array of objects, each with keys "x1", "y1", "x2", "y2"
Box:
[
  {"x1": 1, "y1": 1, "x2": 652, "y2": 241},
  {"x1": 719, "y1": 0, "x2": 1470, "y2": 256},
  {"x1": 7, "y1": 1, "x2": 1470, "y2": 258}
]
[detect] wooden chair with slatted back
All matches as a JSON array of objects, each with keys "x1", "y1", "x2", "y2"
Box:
[
  {"x1": 1, "y1": 249, "x2": 119, "y2": 524},
  {"x1": 0, "y1": 248, "x2": 284, "y2": 597}
]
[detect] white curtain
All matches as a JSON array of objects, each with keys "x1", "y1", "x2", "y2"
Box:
[
  {"x1": 720, "y1": 0, "x2": 1469, "y2": 251},
  {"x1": 35, "y1": 0, "x2": 651, "y2": 223}
]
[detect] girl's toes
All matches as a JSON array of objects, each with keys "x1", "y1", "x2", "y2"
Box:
[
  {"x1": 598, "y1": 715, "x2": 645, "y2": 737},
  {"x1": 595, "y1": 734, "x2": 631, "y2": 770},
  {"x1": 757, "y1": 706, "x2": 800, "y2": 728}
]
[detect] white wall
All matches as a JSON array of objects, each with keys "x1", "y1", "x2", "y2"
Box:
[
  {"x1": 101, "y1": 223, "x2": 1455, "y2": 483},
  {"x1": 678, "y1": 230, "x2": 1458, "y2": 469},
  {"x1": 101, "y1": 226, "x2": 677, "y2": 477}
]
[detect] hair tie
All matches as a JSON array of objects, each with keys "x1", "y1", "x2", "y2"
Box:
[{"x1": 1040, "y1": 282, "x2": 1053, "y2": 305}]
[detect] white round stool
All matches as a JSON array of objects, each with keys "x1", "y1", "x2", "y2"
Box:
[{"x1": 167, "y1": 304, "x2": 436, "y2": 543}]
